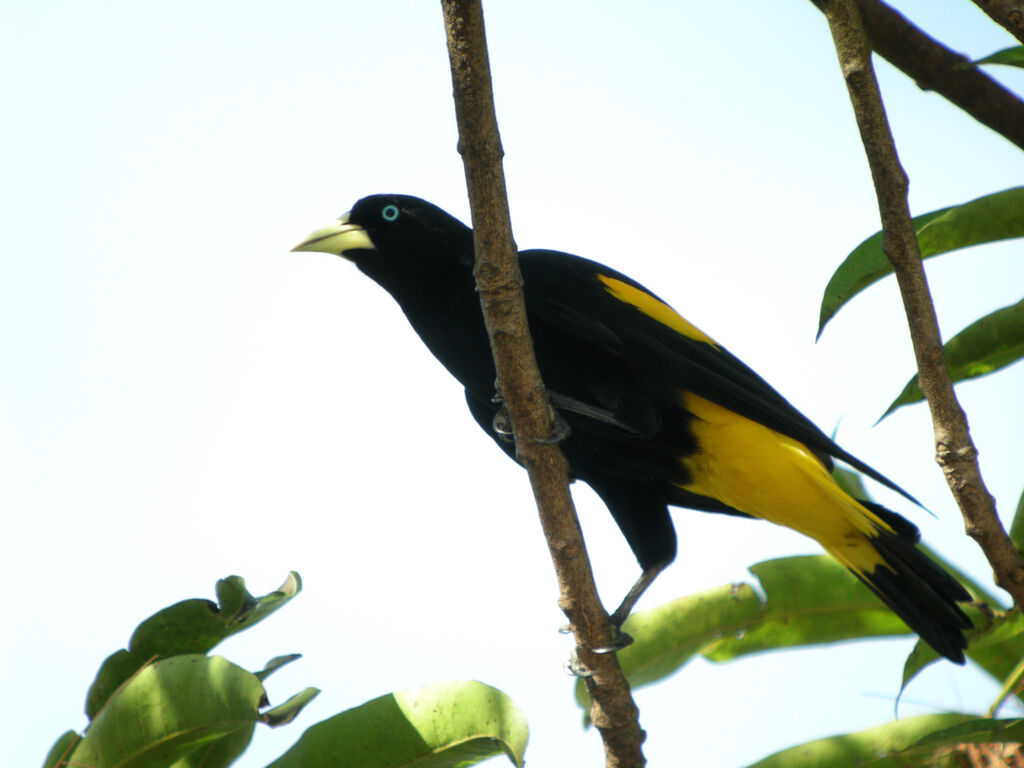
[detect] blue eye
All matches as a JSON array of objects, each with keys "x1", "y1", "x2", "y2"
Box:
[{"x1": 381, "y1": 204, "x2": 400, "y2": 222}]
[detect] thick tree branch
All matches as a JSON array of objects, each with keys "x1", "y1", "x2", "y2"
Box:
[
  {"x1": 810, "y1": 0, "x2": 1024, "y2": 151},
  {"x1": 970, "y1": 0, "x2": 1024, "y2": 45},
  {"x1": 820, "y1": 0, "x2": 1024, "y2": 607},
  {"x1": 440, "y1": 2, "x2": 646, "y2": 765}
]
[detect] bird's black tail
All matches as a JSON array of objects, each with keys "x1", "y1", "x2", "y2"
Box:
[{"x1": 849, "y1": 501, "x2": 972, "y2": 663}]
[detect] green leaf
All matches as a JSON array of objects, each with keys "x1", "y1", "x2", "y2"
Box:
[
  {"x1": 256, "y1": 653, "x2": 304, "y2": 682},
  {"x1": 589, "y1": 581, "x2": 764, "y2": 697},
  {"x1": 260, "y1": 687, "x2": 322, "y2": 727},
  {"x1": 576, "y1": 555, "x2": 909, "y2": 708},
  {"x1": 42, "y1": 731, "x2": 79, "y2": 768},
  {"x1": 703, "y1": 556, "x2": 909, "y2": 660},
  {"x1": 817, "y1": 187, "x2": 1024, "y2": 336},
  {"x1": 67, "y1": 655, "x2": 264, "y2": 768},
  {"x1": 86, "y1": 572, "x2": 300, "y2": 719},
  {"x1": 268, "y1": 681, "x2": 528, "y2": 768},
  {"x1": 881, "y1": 298, "x2": 1024, "y2": 419},
  {"x1": 744, "y1": 713, "x2": 972, "y2": 768},
  {"x1": 971, "y1": 46, "x2": 1024, "y2": 69},
  {"x1": 1008, "y1": 486, "x2": 1024, "y2": 562}
]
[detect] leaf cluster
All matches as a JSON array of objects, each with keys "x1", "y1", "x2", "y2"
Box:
[{"x1": 43, "y1": 574, "x2": 527, "y2": 768}]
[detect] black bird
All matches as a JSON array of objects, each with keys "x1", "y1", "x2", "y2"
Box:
[{"x1": 294, "y1": 194, "x2": 972, "y2": 663}]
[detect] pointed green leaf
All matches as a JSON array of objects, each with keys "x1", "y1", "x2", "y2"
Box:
[
  {"x1": 745, "y1": 713, "x2": 972, "y2": 768},
  {"x1": 260, "y1": 687, "x2": 321, "y2": 727},
  {"x1": 898, "y1": 638, "x2": 941, "y2": 691},
  {"x1": 818, "y1": 187, "x2": 1024, "y2": 336},
  {"x1": 255, "y1": 653, "x2": 304, "y2": 682},
  {"x1": 881, "y1": 298, "x2": 1024, "y2": 419},
  {"x1": 86, "y1": 572, "x2": 300, "y2": 718},
  {"x1": 68, "y1": 655, "x2": 263, "y2": 768},
  {"x1": 268, "y1": 681, "x2": 528, "y2": 768},
  {"x1": 971, "y1": 46, "x2": 1024, "y2": 69}
]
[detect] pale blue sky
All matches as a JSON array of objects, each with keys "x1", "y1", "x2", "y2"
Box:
[{"x1": 4, "y1": 2, "x2": 1024, "y2": 766}]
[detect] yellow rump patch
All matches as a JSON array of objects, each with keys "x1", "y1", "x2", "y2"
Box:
[
  {"x1": 678, "y1": 393, "x2": 896, "y2": 579},
  {"x1": 597, "y1": 275, "x2": 719, "y2": 348}
]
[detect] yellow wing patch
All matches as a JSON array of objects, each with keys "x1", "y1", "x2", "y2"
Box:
[
  {"x1": 597, "y1": 275, "x2": 719, "y2": 348},
  {"x1": 598, "y1": 271, "x2": 899, "y2": 581},
  {"x1": 679, "y1": 393, "x2": 896, "y2": 579}
]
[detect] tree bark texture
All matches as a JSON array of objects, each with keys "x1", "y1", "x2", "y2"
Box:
[
  {"x1": 441, "y1": 1, "x2": 647, "y2": 764},
  {"x1": 821, "y1": 0, "x2": 1024, "y2": 608}
]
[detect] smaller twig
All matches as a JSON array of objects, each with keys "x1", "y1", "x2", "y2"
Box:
[
  {"x1": 970, "y1": 0, "x2": 1024, "y2": 45},
  {"x1": 441, "y1": 2, "x2": 646, "y2": 765},
  {"x1": 821, "y1": 0, "x2": 1024, "y2": 608}
]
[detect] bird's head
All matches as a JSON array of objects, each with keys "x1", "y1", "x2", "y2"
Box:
[{"x1": 292, "y1": 194, "x2": 475, "y2": 286}]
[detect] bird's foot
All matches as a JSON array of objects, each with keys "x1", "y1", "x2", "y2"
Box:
[
  {"x1": 591, "y1": 629, "x2": 634, "y2": 654},
  {"x1": 564, "y1": 649, "x2": 595, "y2": 678},
  {"x1": 535, "y1": 406, "x2": 571, "y2": 444},
  {"x1": 490, "y1": 400, "x2": 571, "y2": 445},
  {"x1": 559, "y1": 622, "x2": 634, "y2": 656},
  {"x1": 491, "y1": 403, "x2": 515, "y2": 443}
]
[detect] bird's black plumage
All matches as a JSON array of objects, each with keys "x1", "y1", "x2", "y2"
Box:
[{"x1": 295, "y1": 193, "x2": 972, "y2": 663}]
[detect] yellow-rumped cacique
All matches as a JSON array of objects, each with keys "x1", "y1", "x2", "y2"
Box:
[{"x1": 294, "y1": 193, "x2": 972, "y2": 663}]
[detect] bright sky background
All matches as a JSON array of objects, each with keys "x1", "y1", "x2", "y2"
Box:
[{"x1": 5, "y1": 1, "x2": 1024, "y2": 766}]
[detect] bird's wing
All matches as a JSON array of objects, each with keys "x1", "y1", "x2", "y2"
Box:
[{"x1": 518, "y1": 249, "x2": 919, "y2": 506}]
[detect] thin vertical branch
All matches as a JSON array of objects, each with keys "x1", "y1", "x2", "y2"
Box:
[
  {"x1": 440, "y1": 1, "x2": 646, "y2": 765},
  {"x1": 820, "y1": 0, "x2": 1024, "y2": 606}
]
